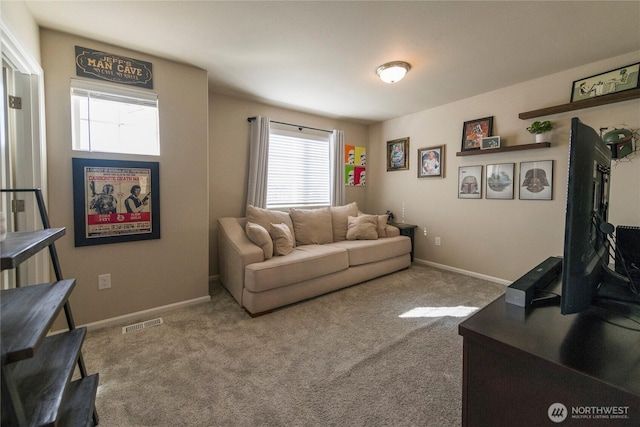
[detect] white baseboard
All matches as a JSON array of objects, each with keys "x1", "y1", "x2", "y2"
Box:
[
  {"x1": 81, "y1": 295, "x2": 212, "y2": 331},
  {"x1": 413, "y1": 258, "x2": 511, "y2": 286}
]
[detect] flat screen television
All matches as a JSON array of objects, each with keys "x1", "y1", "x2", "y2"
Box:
[{"x1": 561, "y1": 118, "x2": 639, "y2": 315}]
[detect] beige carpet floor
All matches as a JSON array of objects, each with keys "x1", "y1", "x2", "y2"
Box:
[{"x1": 81, "y1": 264, "x2": 505, "y2": 427}]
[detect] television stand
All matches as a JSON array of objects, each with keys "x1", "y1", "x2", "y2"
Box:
[
  {"x1": 459, "y1": 278, "x2": 640, "y2": 426},
  {"x1": 596, "y1": 274, "x2": 640, "y2": 306}
]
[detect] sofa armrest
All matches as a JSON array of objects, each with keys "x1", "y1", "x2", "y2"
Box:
[
  {"x1": 385, "y1": 224, "x2": 400, "y2": 237},
  {"x1": 218, "y1": 217, "x2": 264, "y2": 305}
]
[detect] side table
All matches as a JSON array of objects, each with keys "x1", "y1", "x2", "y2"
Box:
[{"x1": 391, "y1": 222, "x2": 417, "y2": 262}]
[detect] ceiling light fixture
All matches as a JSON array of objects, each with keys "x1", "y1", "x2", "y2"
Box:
[{"x1": 376, "y1": 61, "x2": 411, "y2": 84}]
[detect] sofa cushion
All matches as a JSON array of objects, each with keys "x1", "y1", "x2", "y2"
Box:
[
  {"x1": 331, "y1": 236, "x2": 412, "y2": 266},
  {"x1": 269, "y1": 223, "x2": 294, "y2": 256},
  {"x1": 245, "y1": 222, "x2": 273, "y2": 260},
  {"x1": 245, "y1": 244, "x2": 349, "y2": 292},
  {"x1": 346, "y1": 214, "x2": 378, "y2": 240},
  {"x1": 247, "y1": 205, "x2": 296, "y2": 246},
  {"x1": 289, "y1": 207, "x2": 333, "y2": 245},
  {"x1": 330, "y1": 202, "x2": 359, "y2": 242}
]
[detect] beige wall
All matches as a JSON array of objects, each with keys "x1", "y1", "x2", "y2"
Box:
[
  {"x1": 368, "y1": 51, "x2": 640, "y2": 282},
  {"x1": 40, "y1": 29, "x2": 210, "y2": 325},
  {"x1": 208, "y1": 93, "x2": 369, "y2": 276},
  {"x1": 1, "y1": 0, "x2": 41, "y2": 63},
  {"x1": 9, "y1": 2, "x2": 639, "y2": 321}
]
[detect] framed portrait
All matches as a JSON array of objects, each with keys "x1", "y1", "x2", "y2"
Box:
[
  {"x1": 418, "y1": 145, "x2": 445, "y2": 178},
  {"x1": 519, "y1": 160, "x2": 553, "y2": 200},
  {"x1": 461, "y1": 116, "x2": 493, "y2": 152},
  {"x1": 387, "y1": 137, "x2": 409, "y2": 171},
  {"x1": 571, "y1": 62, "x2": 639, "y2": 102},
  {"x1": 481, "y1": 136, "x2": 500, "y2": 150},
  {"x1": 72, "y1": 158, "x2": 161, "y2": 247},
  {"x1": 486, "y1": 163, "x2": 515, "y2": 200},
  {"x1": 458, "y1": 165, "x2": 482, "y2": 199}
]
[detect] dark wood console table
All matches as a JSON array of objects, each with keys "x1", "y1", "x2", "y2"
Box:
[{"x1": 459, "y1": 280, "x2": 640, "y2": 426}]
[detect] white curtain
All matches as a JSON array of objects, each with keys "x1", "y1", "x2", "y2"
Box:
[
  {"x1": 330, "y1": 129, "x2": 345, "y2": 206},
  {"x1": 246, "y1": 116, "x2": 271, "y2": 208}
]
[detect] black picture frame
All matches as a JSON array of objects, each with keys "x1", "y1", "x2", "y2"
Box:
[
  {"x1": 72, "y1": 158, "x2": 160, "y2": 247},
  {"x1": 519, "y1": 160, "x2": 553, "y2": 200},
  {"x1": 461, "y1": 117, "x2": 494, "y2": 152},
  {"x1": 570, "y1": 62, "x2": 639, "y2": 102},
  {"x1": 486, "y1": 163, "x2": 515, "y2": 200},
  {"x1": 458, "y1": 165, "x2": 483, "y2": 199}
]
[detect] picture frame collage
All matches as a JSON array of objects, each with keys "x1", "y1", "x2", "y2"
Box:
[
  {"x1": 458, "y1": 160, "x2": 553, "y2": 200},
  {"x1": 387, "y1": 115, "x2": 553, "y2": 201}
]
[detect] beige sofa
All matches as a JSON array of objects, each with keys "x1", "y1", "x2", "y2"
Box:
[{"x1": 217, "y1": 203, "x2": 412, "y2": 315}]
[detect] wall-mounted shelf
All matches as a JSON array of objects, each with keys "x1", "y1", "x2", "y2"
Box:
[
  {"x1": 456, "y1": 142, "x2": 550, "y2": 157},
  {"x1": 519, "y1": 88, "x2": 640, "y2": 120}
]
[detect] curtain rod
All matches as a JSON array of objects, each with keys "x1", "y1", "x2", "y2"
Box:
[{"x1": 247, "y1": 116, "x2": 332, "y2": 133}]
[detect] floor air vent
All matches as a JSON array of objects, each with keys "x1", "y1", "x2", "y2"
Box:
[{"x1": 122, "y1": 318, "x2": 164, "y2": 334}]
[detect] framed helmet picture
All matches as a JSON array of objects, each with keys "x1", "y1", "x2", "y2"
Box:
[
  {"x1": 458, "y1": 165, "x2": 482, "y2": 199},
  {"x1": 519, "y1": 160, "x2": 553, "y2": 200}
]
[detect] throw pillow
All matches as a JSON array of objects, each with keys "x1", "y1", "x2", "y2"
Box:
[
  {"x1": 346, "y1": 214, "x2": 379, "y2": 240},
  {"x1": 329, "y1": 202, "x2": 359, "y2": 242},
  {"x1": 376, "y1": 214, "x2": 388, "y2": 238},
  {"x1": 289, "y1": 207, "x2": 333, "y2": 245},
  {"x1": 246, "y1": 204, "x2": 296, "y2": 247},
  {"x1": 269, "y1": 223, "x2": 294, "y2": 256},
  {"x1": 245, "y1": 222, "x2": 273, "y2": 260}
]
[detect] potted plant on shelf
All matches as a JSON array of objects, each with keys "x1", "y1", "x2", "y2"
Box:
[{"x1": 526, "y1": 120, "x2": 554, "y2": 143}]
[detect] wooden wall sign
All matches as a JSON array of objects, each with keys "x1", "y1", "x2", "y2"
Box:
[{"x1": 75, "y1": 46, "x2": 153, "y2": 89}]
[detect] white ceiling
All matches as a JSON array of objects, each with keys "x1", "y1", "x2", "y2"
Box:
[{"x1": 25, "y1": 1, "x2": 640, "y2": 124}]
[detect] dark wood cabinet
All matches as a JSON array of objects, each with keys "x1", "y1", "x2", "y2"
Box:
[{"x1": 459, "y1": 286, "x2": 640, "y2": 426}]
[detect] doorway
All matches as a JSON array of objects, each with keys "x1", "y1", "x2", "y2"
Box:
[{"x1": 1, "y1": 21, "x2": 48, "y2": 288}]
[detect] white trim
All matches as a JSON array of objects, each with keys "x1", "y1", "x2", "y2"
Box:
[
  {"x1": 80, "y1": 296, "x2": 212, "y2": 331},
  {"x1": 413, "y1": 258, "x2": 511, "y2": 286},
  {"x1": 1, "y1": 18, "x2": 49, "y2": 285},
  {"x1": 0, "y1": 19, "x2": 43, "y2": 75},
  {"x1": 71, "y1": 78, "x2": 158, "y2": 102}
]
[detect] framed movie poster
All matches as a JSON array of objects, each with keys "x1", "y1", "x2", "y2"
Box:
[
  {"x1": 72, "y1": 158, "x2": 160, "y2": 246},
  {"x1": 461, "y1": 117, "x2": 493, "y2": 152},
  {"x1": 387, "y1": 137, "x2": 409, "y2": 171},
  {"x1": 519, "y1": 160, "x2": 553, "y2": 200},
  {"x1": 486, "y1": 163, "x2": 515, "y2": 199},
  {"x1": 458, "y1": 165, "x2": 482, "y2": 199}
]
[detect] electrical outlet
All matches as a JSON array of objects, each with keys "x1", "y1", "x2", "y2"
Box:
[
  {"x1": 98, "y1": 273, "x2": 111, "y2": 290},
  {"x1": 435, "y1": 237, "x2": 441, "y2": 246},
  {"x1": 423, "y1": 227, "x2": 427, "y2": 236}
]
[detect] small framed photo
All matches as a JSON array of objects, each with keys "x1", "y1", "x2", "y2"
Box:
[
  {"x1": 571, "y1": 62, "x2": 639, "y2": 102},
  {"x1": 418, "y1": 145, "x2": 445, "y2": 178},
  {"x1": 387, "y1": 137, "x2": 410, "y2": 171},
  {"x1": 486, "y1": 163, "x2": 515, "y2": 200},
  {"x1": 458, "y1": 165, "x2": 482, "y2": 199},
  {"x1": 519, "y1": 160, "x2": 553, "y2": 200},
  {"x1": 461, "y1": 116, "x2": 493, "y2": 152},
  {"x1": 481, "y1": 136, "x2": 500, "y2": 150}
]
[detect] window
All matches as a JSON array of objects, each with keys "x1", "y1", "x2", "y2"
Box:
[
  {"x1": 266, "y1": 126, "x2": 331, "y2": 209},
  {"x1": 71, "y1": 79, "x2": 159, "y2": 155}
]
